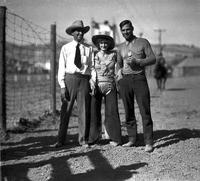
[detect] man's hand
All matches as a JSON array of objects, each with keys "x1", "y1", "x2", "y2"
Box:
[
  {"x1": 116, "y1": 69, "x2": 123, "y2": 82},
  {"x1": 89, "y1": 79, "x2": 96, "y2": 90},
  {"x1": 89, "y1": 79, "x2": 96, "y2": 95},
  {"x1": 61, "y1": 87, "x2": 70, "y2": 102},
  {"x1": 127, "y1": 56, "x2": 140, "y2": 65}
]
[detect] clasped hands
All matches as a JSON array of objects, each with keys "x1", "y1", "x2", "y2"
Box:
[
  {"x1": 75, "y1": 65, "x2": 87, "y2": 74},
  {"x1": 126, "y1": 55, "x2": 141, "y2": 66},
  {"x1": 116, "y1": 69, "x2": 123, "y2": 82},
  {"x1": 89, "y1": 79, "x2": 96, "y2": 95}
]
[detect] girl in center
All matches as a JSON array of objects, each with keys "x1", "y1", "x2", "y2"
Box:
[{"x1": 89, "y1": 34, "x2": 122, "y2": 146}]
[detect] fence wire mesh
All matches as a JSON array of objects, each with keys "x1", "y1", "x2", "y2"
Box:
[{"x1": 5, "y1": 10, "x2": 69, "y2": 127}]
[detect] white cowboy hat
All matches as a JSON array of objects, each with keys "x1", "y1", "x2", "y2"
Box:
[{"x1": 66, "y1": 20, "x2": 90, "y2": 35}]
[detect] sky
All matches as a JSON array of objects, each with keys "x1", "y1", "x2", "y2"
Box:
[{"x1": 1, "y1": 0, "x2": 200, "y2": 47}]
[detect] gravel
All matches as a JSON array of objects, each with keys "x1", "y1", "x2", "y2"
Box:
[{"x1": 1, "y1": 76, "x2": 200, "y2": 181}]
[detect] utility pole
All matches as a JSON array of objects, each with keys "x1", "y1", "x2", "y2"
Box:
[
  {"x1": 0, "y1": 6, "x2": 7, "y2": 135},
  {"x1": 139, "y1": 32, "x2": 143, "y2": 38},
  {"x1": 91, "y1": 17, "x2": 95, "y2": 38},
  {"x1": 154, "y1": 29, "x2": 166, "y2": 55}
]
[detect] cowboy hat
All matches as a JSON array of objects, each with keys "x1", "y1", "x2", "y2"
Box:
[
  {"x1": 66, "y1": 20, "x2": 90, "y2": 35},
  {"x1": 92, "y1": 34, "x2": 115, "y2": 50}
]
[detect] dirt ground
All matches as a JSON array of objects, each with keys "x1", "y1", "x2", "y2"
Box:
[{"x1": 1, "y1": 76, "x2": 200, "y2": 181}]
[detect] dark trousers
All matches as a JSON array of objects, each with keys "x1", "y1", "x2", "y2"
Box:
[
  {"x1": 118, "y1": 73, "x2": 153, "y2": 145},
  {"x1": 89, "y1": 86, "x2": 122, "y2": 143},
  {"x1": 57, "y1": 73, "x2": 91, "y2": 145}
]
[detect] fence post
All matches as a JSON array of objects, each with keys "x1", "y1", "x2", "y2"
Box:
[
  {"x1": 50, "y1": 23, "x2": 56, "y2": 116},
  {"x1": 0, "y1": 6, "x2": 7, "y2": 134}
]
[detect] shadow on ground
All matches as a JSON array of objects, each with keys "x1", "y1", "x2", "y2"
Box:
[
  {"x1": 153, "y1": 128, "x2": 200, "y2": 149},
  {"x1": 121, "y1": 128, "x2": 200, "y2": 148},
  {"x1": 1, "y1": 128, "x2": 200, "y2": 180},
  {"x1": 1, "y1": 148, "x2": 147, "y2": 181},
  {"x1": 1, "y1": 134, "x2": 78, "y2": 162}
]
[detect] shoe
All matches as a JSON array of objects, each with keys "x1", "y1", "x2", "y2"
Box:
[
  {"x1": 54, "y1": 142, "x2": 64, "y2": 148},
  {"x1": 109, "y1": 141, "x2": 120, "y2": 147},
  {"x1": 82, "y1": 144, "x2": 90, "y2": 148},
  {"x1": 145, "y1": 144, "x2": 153, "y2": 152},
  {"x1": 88, "y1": 137, "x2": 100, "y2": 146},
  {"x1": 122, "y1": 141, "x2": 135, "y2": 147}
]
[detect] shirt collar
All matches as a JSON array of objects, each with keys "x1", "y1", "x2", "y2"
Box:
[
  {"x1": 72, "y1": 40, "x2": 78, "y2": 46},
  {"x1": 72, "y1": 40, "x2": 83, "y2": 48},
  {"x1": 125, "y1": 35, "x2": 137, "y2": 46}
]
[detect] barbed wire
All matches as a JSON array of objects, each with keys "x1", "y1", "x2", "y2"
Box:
[
  {"x1": 7, "y1": 11, "x2": 51, "y2": 46},
  {"x1": 5, "y1": 9, "x2": 66, "y2": 123}
]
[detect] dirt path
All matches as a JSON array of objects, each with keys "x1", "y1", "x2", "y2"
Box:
[{"x1": 1, "y1": 76, "x2": 200, "y2": 181}]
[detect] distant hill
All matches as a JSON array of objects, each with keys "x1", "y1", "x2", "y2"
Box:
[
  {"x1": 5, "y1": 40, "x2": 200, "y2": 74},
  {"x1": 152, "y1": 44, "x2": 200, "y2": 58}
]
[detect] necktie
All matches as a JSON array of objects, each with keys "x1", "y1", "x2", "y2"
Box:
[{"x1": 74, "y1": 43, "x2": 82, "y2": 69}]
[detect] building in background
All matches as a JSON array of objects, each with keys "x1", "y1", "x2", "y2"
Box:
[
  {"x1": 91, "y1": 19, "x2": 120, "y2": 45},
  {"x1": 173, "y1": 56, "x2": 200, "y2": 77}
]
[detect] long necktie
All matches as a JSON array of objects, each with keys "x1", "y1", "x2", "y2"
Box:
[{"x1": 74, "y1": 43, "x2": 82, "y2": 69}]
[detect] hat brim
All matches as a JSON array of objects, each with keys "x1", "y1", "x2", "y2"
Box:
[
  {"x1": 66, "y1": 26, "x2": 90, "y2": 35},
  {"x1": 92, "y1": 35, "x2": 115, "y2": 50}
]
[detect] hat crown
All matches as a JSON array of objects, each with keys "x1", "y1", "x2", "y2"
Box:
[{"x1": 71, "y1": 20, "x2": 84, "y2": 28}]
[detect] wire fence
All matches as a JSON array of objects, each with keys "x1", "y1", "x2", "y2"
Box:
[{"x1": 3, "y1": 8, "x2": 69, "y2": 128}]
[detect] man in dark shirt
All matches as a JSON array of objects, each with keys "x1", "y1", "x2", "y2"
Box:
[{"x1": 116, "y1": 20, "x2": 156, "y2": 152}]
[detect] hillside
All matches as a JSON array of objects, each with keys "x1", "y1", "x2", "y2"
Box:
[{"x1": 152, "y1": 44, "x2": 200, "y2": 58}]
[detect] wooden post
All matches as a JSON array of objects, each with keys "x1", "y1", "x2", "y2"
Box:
[
  {"x1": 0, "y1": 6, "x2": 7, "y2": 133},
  {"x1": 112, "y1": 24, "x2": 116, "y2": 43},
  {"x1": 50, "y1": 23, "x2": 56, "y2": 116}
]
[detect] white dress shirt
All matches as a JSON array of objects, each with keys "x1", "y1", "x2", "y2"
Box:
[{"x1": 58, "y1": 40, "x2": 93, "y2": 88}]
